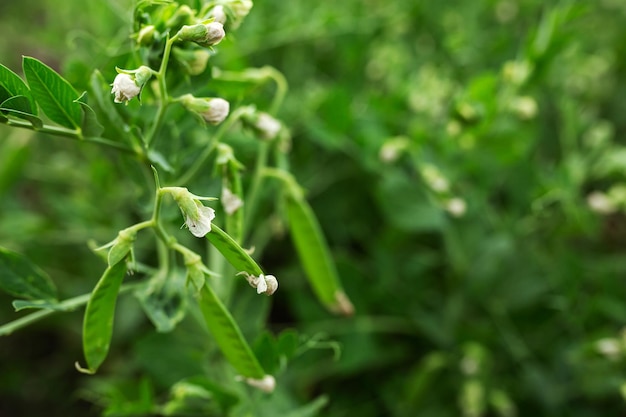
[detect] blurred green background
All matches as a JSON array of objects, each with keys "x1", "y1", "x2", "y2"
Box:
[{"x1": 2, "y1": 0, "x2": 626, "y2": 416}]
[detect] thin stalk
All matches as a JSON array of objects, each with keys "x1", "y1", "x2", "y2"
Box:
[
  {"x1": 3, "y1": 119, "x2": 137, "y2": 155},
  {"x1": 0, "y1": 282, "x2": 144, "y2": 336},
  {"x1": 242, "y1": 142, "x2": 270, "y2": 237},
  {"x1": 174, "y1": 107, "x2": 247, "y2": 185},
  {"x1": 146, "y1": 34, "x2": 179, "y2": 147}
]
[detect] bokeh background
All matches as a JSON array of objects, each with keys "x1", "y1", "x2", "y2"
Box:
[{"x1": 1, "y1": 0, "x2": 626, "y2": 416}]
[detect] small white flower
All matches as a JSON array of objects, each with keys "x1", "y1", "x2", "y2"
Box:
[
  {"x1": 209, "y1": 5, "x2": 227, "y2": 24},
  {"x1": 221, "y1": 187, "x2": 243, "y2": 215},
  {"x1": 587, "y1": 191, "x2": 617, "y2": 215},
  {"x1": 445, "y1": 197, "x2": 467, "y2": 217},
  {"x1": 235, "y1": 374, "x2": 275, "y2": 393},
  {"x1": 237, "y1": 272, "x2": 278, "y2": 295},
  {"x1": 255, "y1": 113, "x2": 282, "y2": 140},
  {"x1": 595, "y1": 338, "x2": 622, "y2": 360},
  {"x1": 111, "y1": 73, "x2": 140, "y2": 104},
  {"x1": 185, "y1": 204, "x2": 216, "y2": 237}
]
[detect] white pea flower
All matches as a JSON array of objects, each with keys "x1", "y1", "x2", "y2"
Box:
[
  {"x1": 237, "y1": 272, "x2": 278, "y2": 295},
  {"x1": 445, "y1": 197, "x2": 467, "y2": 217},
  {"x1": 111, "y1": 73, "x2": 141, "y2": 104},
  {"x1": 185, "y1": 203, "x2": 216, "y2": 237},
  {"x1": 255, "y1": 113, "x2": 282, "y2": 140},
  {"x1": 235, "y1": 374, "x2": 275, "y2": 393},
  {"x1": 163, "y1": 187, "x2": 217, "y2": 238},
  {"x1": 111, "y1": 66, "x2": 153, "y2": 104},
  {"x1": 209, "y1": 5, "x2": 227, "y2": 24},
  {"x1": 221, "y1": 187, "x2": 243, "y2": 215},
  {"x1": 587, "y1": 191, "x2": 617, "y2": 215}
]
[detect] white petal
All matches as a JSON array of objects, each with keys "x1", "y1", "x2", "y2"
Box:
[
  {"x1": 256, "y1": 274, "x2": 267, "y2": 294},
  {"x1": 264, "y1": 275, "x2": 278, "y2": 295},
  {"x1": 186, "y1": 206, "x2": 215, "y2": 237}
]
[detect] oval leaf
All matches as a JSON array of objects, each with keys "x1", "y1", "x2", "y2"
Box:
[
  {"x1": 205, "y1": 225, "x2": 263, "y2": 276},
  {"x1": 198, "y1": 283, "x2": 266, "y2": 379},
  {"x1": 285, "y1": 195, "x2": 354, "y2": 315},
  {"x1": 0, "y1": 63, "x2": 36, "y2": 114},
  {"x1": 136, "y1": 270, "x2": 187, "y2": 333},
  {"x1": 82, "y1": 260, "x2": 127, "y2": 373},
  {"x1": 23, "y1": 56, "x2": 81, "y2": 129},
  {"x1": 0, "y1": 246, "x2": 57, "y2": 300}
]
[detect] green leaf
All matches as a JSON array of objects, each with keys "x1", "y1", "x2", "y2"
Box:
[
  {"x1": 0, "y1": 247, "x2": 57, "y2": 300},
  {"x1": 205, "y1": 225, "x2": 264, "y2": 276},
  {"x1": 1, "y1": 96, "x2": 44, "y2": 128},
  {"x1": 136, "y1": 270, "x2": 187, "y2": 333},
  {"x1": 0, "y1": 63, "x2": 36, "y2": 114},
  {"x1": 22, "y1": 56, "x2": 81, "y2": 129},
  {"x1": 285, "y1": 194, "x2": 354, "y2": 315},
  {"x1": 75, "y1": 91, "x2": 104, "y2": 137},
  {"x1": 81, "y1": 260, "x2": 128, "y2": 373},
  {"x1": 198, "y1": 283, "x2": 266, "y2": 379},
  {"x1": 89, "y1": 70, "x2": 128, "y2": 136},
  {"x1": 12, "y1": 299, "x2": 66, "y2": 312}
]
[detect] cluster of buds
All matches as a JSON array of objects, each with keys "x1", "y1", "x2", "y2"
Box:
[
  {"x1": 201, "y1": 0, "x2": 253, "y2": 29},
  {"x1": 110, "y1": 66, "x2": 153, "y2": 104},
  {"x1": 178, "y1": 94, "x2": 230, "y2": 125},
  {"x1": 237, "y1": 271, "x2": 278, "y2": 296}
]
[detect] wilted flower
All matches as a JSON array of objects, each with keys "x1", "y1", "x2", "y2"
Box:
[{"x1": 179, "y1": 94, "x2": 230, "y2": 125}]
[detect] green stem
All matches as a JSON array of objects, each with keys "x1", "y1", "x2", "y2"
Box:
[
  {"x1": 0, "y1": 282, "x2": 145, "y2": 336},
  {"x1": 174, "y1": 107, "x2": 247, "y2": 185},
  {"x1": 3, "y1": 119, "x2": 137, "y2": 155},
  {"x1": 265, "y1": 67, "x2": 288, "y2": 116},
  {"x1": 243, "y1": 142, "x2": 270, "y2": 236},
  {"x1": 146, "y1": 34, "x2": 179, "y2": 147}
]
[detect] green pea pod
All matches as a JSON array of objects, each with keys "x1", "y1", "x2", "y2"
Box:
[
  {"x1": 205, "y1": 225, "x2": 263, "y2": 276},
  {"x1": 80, "y1": 260, "x2": 127, "y2": 373},
  {"x1": 285, "y1": 193, "x2": 354, "y2": 316},
  {"x1": 198, "y1": 283, "x2": 266, "y2": 379}
]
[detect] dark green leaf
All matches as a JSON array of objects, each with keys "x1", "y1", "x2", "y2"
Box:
[
  {"x1": 22, "y1": 56, "x2": 81, "y2": 129},
  {"x1": 198, "y1": 283, "x2": 266, "y2": 379},
  {"x1": 82, "y1": 260, "x2": 127, "y2": 373},
  {"x1": 75, "y1": 91, "x2": 104, "y2": 137},
  {"x1": 88, "y1": 70, "x2": 128, "y2": 136},
  {"x1": 0, "y1": 247, "x2": 57, "y2": 300},
  {"x1": 0, "y1": 63, "x2": 36, "y2": 114}
]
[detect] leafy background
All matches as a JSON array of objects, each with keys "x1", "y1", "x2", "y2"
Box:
[{"x1": 2, "y1": 0, "x2": 626, "y2": 416}]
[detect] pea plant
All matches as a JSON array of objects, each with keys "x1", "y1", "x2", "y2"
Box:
[{"x1": 0, "y1": 0, "x2": 352, "y2": 411}]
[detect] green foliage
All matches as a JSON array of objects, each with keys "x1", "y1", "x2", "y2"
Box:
[
  {"x1": 0, "y1": 246, "x2": 57, "y2": 300},
  {"x1": 1, "y1": 0, "x2": 626, "y2": 416}
]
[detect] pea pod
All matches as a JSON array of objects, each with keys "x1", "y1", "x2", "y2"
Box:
[
  {"x1": 80, "y1": 260, "x2": 127, "y2": 373},
  {"x1": 198, "y1": 283, "x2": 266, "y2": 379},
  {"x1": 285, "y1": 192, "x2": 354, "y2": 316},
  {"x1": 205, "y1": 225, "x2": 263, "y2": 276}
]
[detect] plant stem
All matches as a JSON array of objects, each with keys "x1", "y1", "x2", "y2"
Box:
[
  {"x1": 0, "y1": 282, "x2": 144, "y2": 336},
  {"x1": 146, "y1": 34, "x2": 179, "y2": 147},
  {"x1": 3, "y1": 119, "x2": 137, "y2": 154},
  {"x1": 174, "y1": 107, "x2": 247, "y2": 185},
  {"x1": 242, "y1": 142, "x2": 270, "y2": 237}
]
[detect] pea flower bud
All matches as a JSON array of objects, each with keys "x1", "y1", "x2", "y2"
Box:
[
  {"x1": 179, "y1": 94, "x2": 230, "y2": 125},
  {"x1": 172, "y1": 47, "x2": 211, "y2": 75},
  {"x1": 242, "y1": 110, "x2": 282, "y2": 140},
  {"x1": 208, "y1": 5, "x2": 227, "y2": 24},
  {"x1": 137, "y1": 25, "x2": 156, "y2": 46},
  {"x1": 111, "y1": 66, "x2": 153, "y2": 104},
  {"x1": 178, "y1": 22, "x2": 225, "y2": 47},
  {"x1": 235, "y1": 374, "x2": 275, "y2": 393}
]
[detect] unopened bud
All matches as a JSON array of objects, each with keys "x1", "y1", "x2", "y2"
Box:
[
  {"x1": 178, "y1": 22, "x2": 225, "y2": 47},
  {"x1": 111, "y1": 66, "x2": 152, "y2": 104},
  {"x1": 236, "y1": 374, "x2": 275, "y2": 393},
  {"x1": 179, "y1": 94, "x2": 230, "y2": 125},
  {"x1": 137, "y1": 25, "x2": 156, "y2": 46},
  {"x1": 242, "y1": 111, "x2": 282, "y2": 140},
  {"x1": 209, "y1": 5, "x2": 227, "y2": 24},
  {"x1": 173, "y1": 47, "x2": 211, "y2": 75}
]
